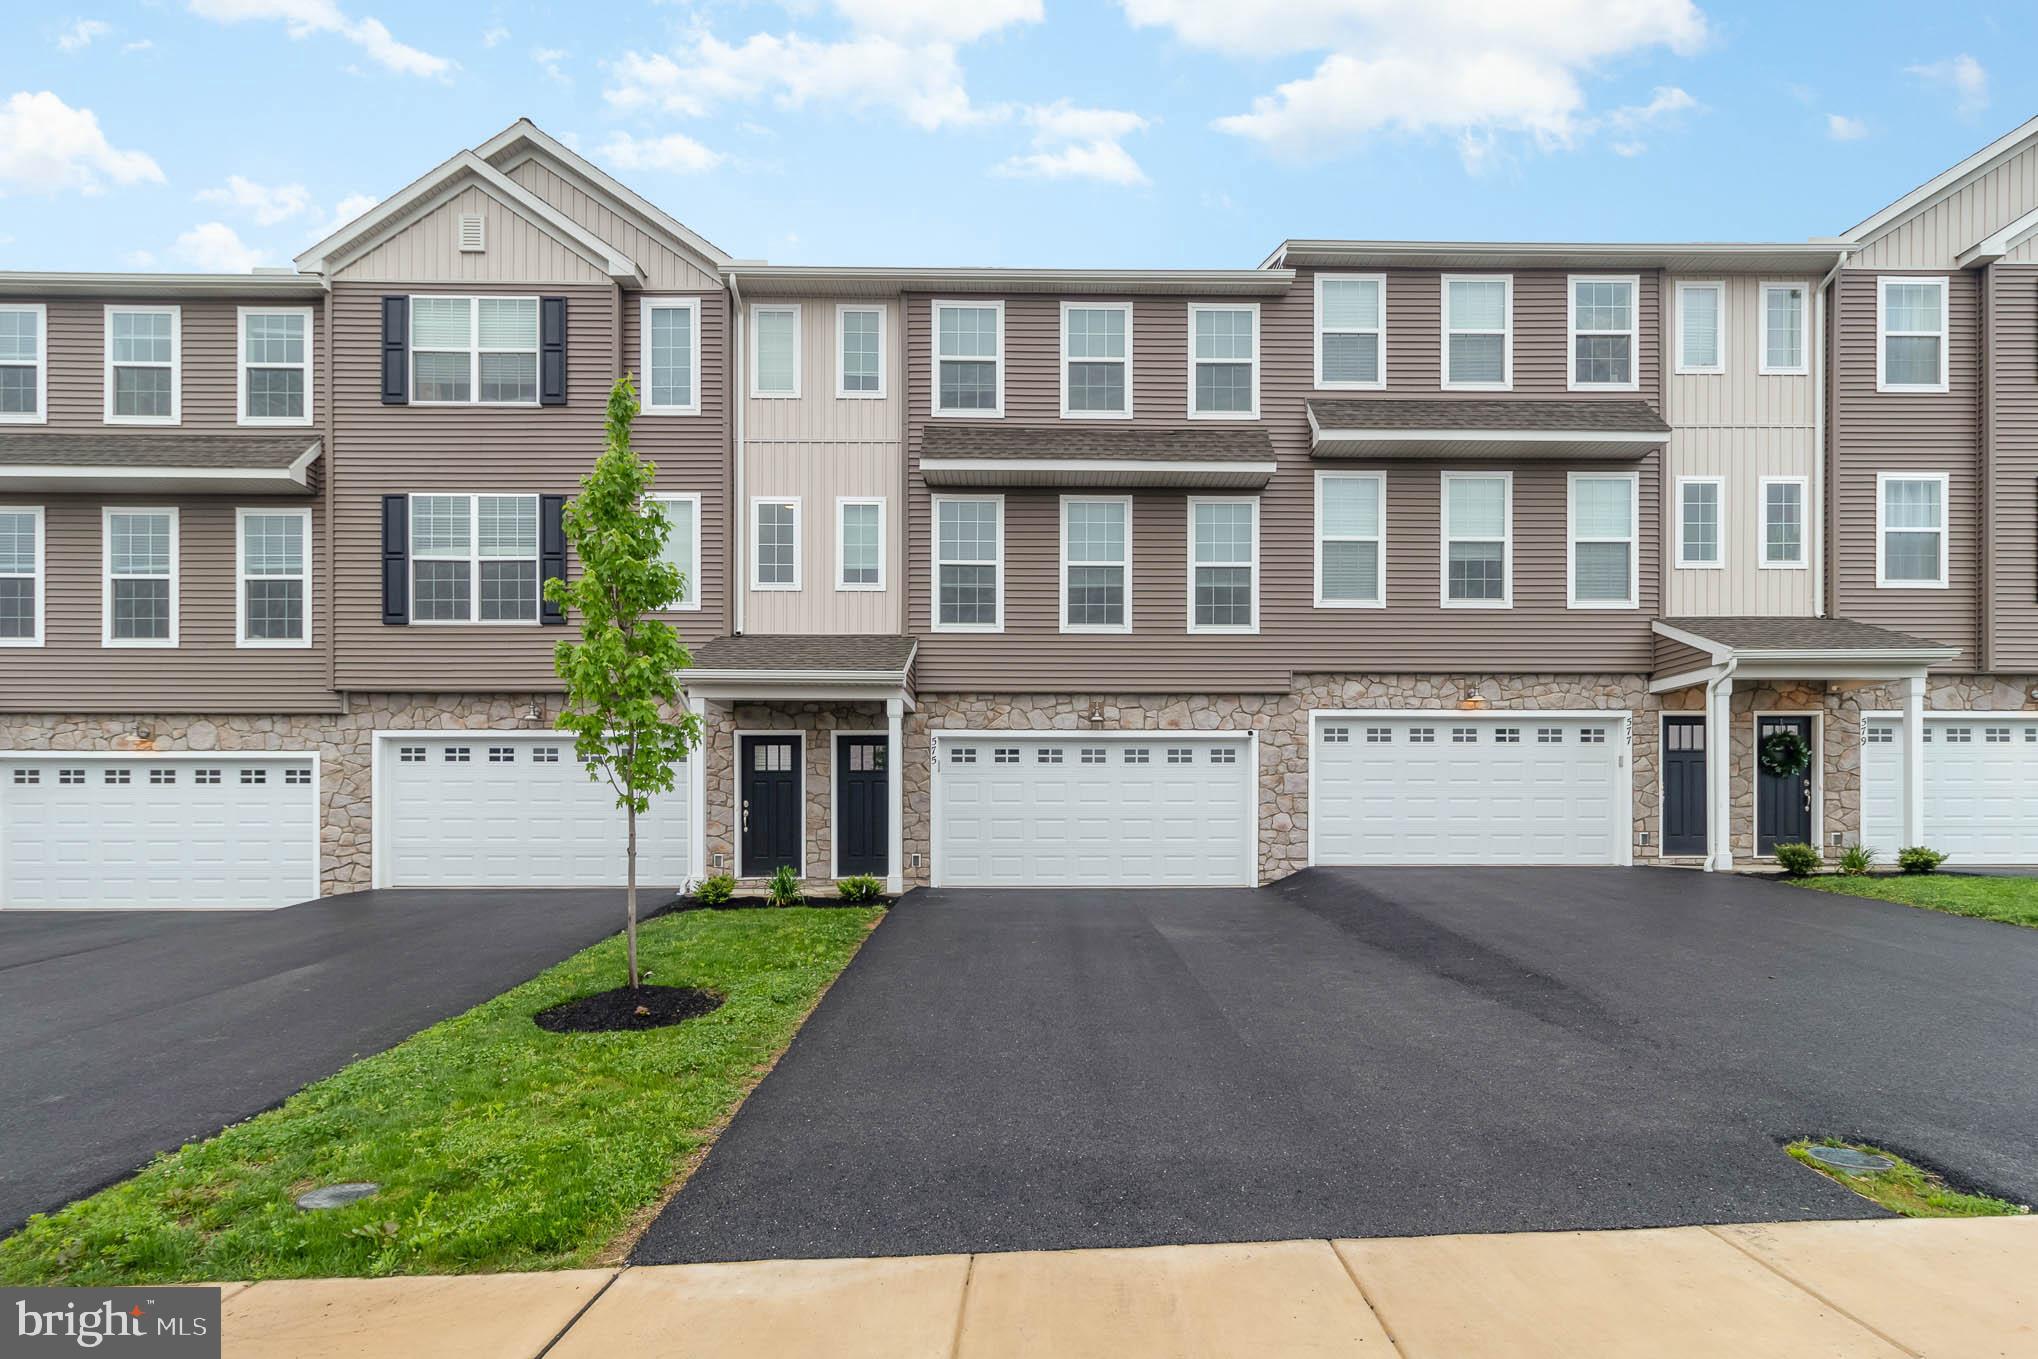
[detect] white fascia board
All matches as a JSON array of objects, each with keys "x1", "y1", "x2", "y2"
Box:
[
  {"x1": 727, "y1": 266, "x2": 1294, "y2": 296},
  {"x1": 1956, "y1": 203, "x2": 2038, "y2": 268},
  {"x1": 1841, "y1": 114, "x2": 2038, "y2": 246},
  {"x1": 1649, "y1": 620, "x2": 1736, "y2": 660},
  {"x1": 1310, "y1": 427, "x2": 1664, "y2": 446}
]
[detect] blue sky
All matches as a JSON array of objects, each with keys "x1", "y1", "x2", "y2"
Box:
[{"x1": 1, "y1": 1, "x2": 2030, "y2": 272}]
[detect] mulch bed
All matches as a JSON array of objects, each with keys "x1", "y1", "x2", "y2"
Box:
[
  {"x1": 533, "y1": 985, "x2": 725, "y2": 1034},
  {"x1": 674, "y1": 894, "x2": 895, "y2": 912}
]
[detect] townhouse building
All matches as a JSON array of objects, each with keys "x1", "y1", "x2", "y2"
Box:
[{"x1": 0, "y1": 116, "x2": 2034, "y2": 908}]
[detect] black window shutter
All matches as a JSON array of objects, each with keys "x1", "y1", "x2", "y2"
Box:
[
  {"x1": 380, "y1": 296, "x2": 408, "y2": 405},
  {"x1": 540, "y1": 494, "x2": 568, "y2": 624},
  {"x1": 540, "y1": 297, "x2": 568, "y2": 405},
  {"x1": 380, "y1": 495, "x2": 409, "y2": 625}
]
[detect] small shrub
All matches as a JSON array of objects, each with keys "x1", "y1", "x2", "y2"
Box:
[
  {"x1": 1773, "y1": 842, "x2": 1822, "y2": 877},
  {"x1": 693, "y1": 872, "x2": 736, "y2": 906},
  {"x1": 1897, "y1": 845, "x2": 1949, "y2": 875},
  {"x1": 1837, "y1": 843, "x2": 1876, "y2": 876},
  {"x1": 836, "y1": 874, "x2": 885, "y2": 903},
  {"x1": 767, "y1": 864, "x2": 804, "y2": 906}
]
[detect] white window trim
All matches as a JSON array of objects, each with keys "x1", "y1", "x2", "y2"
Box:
[
  {"x1": 1186, "y1": 302, "x2": 1261, "y2": 420},
  {"x1": 1058, "y1": 494, "x2": 1133, "y2": 633},
  {"x1": 834, "y1": 304, "x2": 887, "y2": 401},
  {"x1": 1313, "y1": 470, "x2": 1386, "y2": 608},
  {"x1": 1758, "y1": 282, "x2": 1809, "y2": 376},
  {"x1": 0, "y1": 303, "x2": 49, "y2": 426},
  {"x1": 1566, "y1": 274, "x2": 1642, "y2": 392},
  {"x1": 234, "y1": 506, "x2": 312, "y2": 649},
  {"x1": 749, "y1": 303, "x2": 802, "y2": 399},
  {"x1": 1674, "y1": 475, "x2": 1725, "y2": 570},
  {"x1": 750, "y1": 496, "x2": 802, "y2": 591},
  {"x1": 639, "y1": 296, "x2": 703, "y2": 416},
  {"x1": 1059, "y1": 301, "x2": 1134, "y2": 420},
  {"x1": 1876, "y1": 276, "x2": 1951, "y2": 394},
  {"x1": 1875, "y1": 471, "x2": 1950, "y2": 589},
  {"x1": 646, "y1": 491, "x2": 703, "y2": 611},
  {"x1": 1673, "y1": 281, "x2": 1725, "y2": 376},
  {"x1": 406, "y1": 493, "x2": 542, "y2": 626},
  {"x1": 1567, "y1": 471, "x2": 1640, "y2": 610},
  {"x1": 1439, "y1": 470, "x2": 1513, "y2": 609},
  {"x1": 1313, "y1": 273, "x2": 1386, "y2": 391},
  {"x1": 1185, "y1": 495, "x2": 1259, "y2": 634},
  {"x1": 103, "y1": 304, "x2": 181, "y2": 426},
  {"x1": 930, "y1": 492, "x2": 1004, "y2": 632},
  {"x1": 235, "y1": 305, "x2": 314, "y2": 428},
  {"x1": 101, "y1": 505, "x2": 178, "y2": 647},
  {"x1": 1757, "y1": 475, "x2": 1809, "y2": 571},
  {"x1": 1440, "y1": 274, "x2": 1514, "y2": 392},
  {"x1": 835, "y1": 496, "x2": 886, "y2": 592},
  {"x1": 931, "y1": 299, "x2": 1004, "y2": 419},
  {"x1": 0, "y1": 505, "x2": 45, "y2": 647},
  {"x1": 408, "y1": 295, "x2": 540, "y2": 407}
]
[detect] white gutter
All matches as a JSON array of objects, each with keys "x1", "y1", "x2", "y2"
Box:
[
  {"x1": 727, "y1": 271, "x2": 746, "y2": 637},
  {"x1": 1812, "y1": 247, "x2": 1851, "y2": 618}
]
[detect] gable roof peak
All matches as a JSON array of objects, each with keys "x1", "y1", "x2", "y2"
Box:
[{"x1": 1841, "y1": 113, "x2": 2038, "y2": 247}]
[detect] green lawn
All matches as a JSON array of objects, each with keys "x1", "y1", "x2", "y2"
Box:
[
  {"x1": 0, "y1": 906, "x2": 881, "y2": 1286},
  {"x1": 1786, "y1": 1140, "x2": 2029, "y2": 1218},
  {"x1": 1794, "y1": 874, "x2": 2038, "y2": 928}
]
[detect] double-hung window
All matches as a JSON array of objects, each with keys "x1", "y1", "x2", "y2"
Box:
[
  {"x1": 641, "y1": 297, "x2": 700, "y2": 415},
  {"x1": 105, "y1": 306, "x2": 179, "y2": 423},
  {"x1": 0, "y1": 304, "x2": 46, "y2": 423},
  {"x1": 1878, "y1": 277, "x2": 1948, "y2": 392},
  {"x1": 932, "y1": 494, "x2": 1002, "y2": 630},
  {"x1": 1877, "y1": 473, "x2": 1948, "y2": 587},
  {"x1": 646, "y1": 492, "x2": 701, "y2": 609},
  {"x1": 1676, "y1": 476, "x2": 1723, "y2": 569},
  {"x1": 1316, "y1": 274, "x2": 1385, "y2": 389},
  {"x1": 1760, "y1": 283, "x2": 1807, "y2": 375},
  {"x1": 751, "y1": 304, "x2": 800, "y2": 397},
  {"x1": 1061, "y1": 495, "x2": 1130, "y2": 632},
  {"x1": 933, "y1": 301, "x2": 1002, "y2": 416},
  {"x1": 837, "y1": 498, "x2": 884, "y2": 591},
  {"x1": 409, "y1": 494, "x2": 539, "y2": 622},
  {"x1": 103, "y1": 508, "x2": 177, "y2": 645},
  {"x1": 1569, "y1": 276, "x2": 1639, "y2": 389},
  {"x1": 0, "y1": 507, "x2": 43, "y2": 645},
  {"x1": 238, "y1": 307, "x2": 312, "y2": 425},
  {"x1": 411, "y1": 296, "x2": 538, "y2": 404},
  {"x1": 1188, "y1": 304, "x2": 1258, "y2": 417},
  {"x1": 1760, "y1": 477, "x2": 1806, "y2": 569},
  {"x1": 1442, "y1": 276, "x2": 1511, "y2": 389},
  {"x1": 751, "y1": 498, "x2": 800, "y2": 590},
  {"x1": 1568, "y1": 473, "x2": 1639, "y2": 608},
  {"x1": 236, "y1": 508, "x2": 310, "y2": 646},
  {"x1": 1061, "y1": 303, "x2": 1131, "y2": 417},
  {"x1": 1315, "y1": 472, "x2": 1384, "y2": 606},
  {"x1": 1675, "y1": 281, "x2": 1724, "y2": 375},
  {"x1": 1441, "y1": 473, "x2": 1510, "y2": 606},
  {"x1": 837, "y1": 305, "x2": 885, "y2": 398},
  {"x1": 1188, "y1": 498, "x2": 1257, "y2": 632}
]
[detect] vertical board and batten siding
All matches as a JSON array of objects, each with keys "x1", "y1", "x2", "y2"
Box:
[
  {"x1": 0, "y1": 494, "x2": 336, "y2": 711},
  {"x1": 1848, "y1": 142, "x2": 2038, "y2": 270},
  {"x1": 1991, "y1": 266, "x2": 2038, "y2": 669},
  {"x1": 334, "y1": 184, "x2": 609, "y2": 285},
  {"x1": 743, "y1": 298, "x2": 904, "y2": 635},
  {"x1": 1831, "y1": 268, "x2": 1980, "y2": 666},
  {"x1": 501, "y1": 156, "x2": 724, "y2": 292},
  {"x1": 1663, "y1": 275, "x2": 1819, "y2": 616},
  {"x1": 904, "y1": 270, "x2": 1662, "y2": 694}
]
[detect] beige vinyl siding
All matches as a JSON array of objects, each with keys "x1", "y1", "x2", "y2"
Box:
[
  {"x1": 622, "y1": 291, "x2": 732, "y2": 638},
  {"x1": 503, "y1": 156, "x2": 723, "y2": 291},
  {"x1": 1990, "y1": 266, "x2": 2038, "y2": 669},
  {"x1": 1850, "y1": 142, "x2": 2038, "y2": 270},
  {"x1": 0, "y1": 494, "x2": 336, "y2": 712},
  {"x1": 335, "y1": 184, "x2": 609, "y2": 285},
  {"x1": 1664, "y1": 276, "x2": 1818, "y2": 615}
]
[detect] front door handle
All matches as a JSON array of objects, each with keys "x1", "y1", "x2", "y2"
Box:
[{"x1": 742, "y1": 799, "x2": 750, "y2": 833}]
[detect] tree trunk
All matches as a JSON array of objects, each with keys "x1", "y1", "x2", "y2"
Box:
[{"x1": 626, "y1": 798, "x2": 640, "y2": 989}]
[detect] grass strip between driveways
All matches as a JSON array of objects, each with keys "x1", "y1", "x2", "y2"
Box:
[
  {"x1": 0, "y1": 905, "x2": 882, "y2": 1286},
  {"x1": 1791, "y1": 874, "x2": 2038, "y2": 929}
]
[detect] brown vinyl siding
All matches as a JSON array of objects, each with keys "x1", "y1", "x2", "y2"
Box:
[
  {"x1": 905, "y1": 270, "x2": 1663, "y2": 694},
  {"x1": 1652, "y1": 634, "x2": 1712, "y2": 676},
  {"x1": 1991, "y1": 266, "x2": 2038, "y2": 669}
]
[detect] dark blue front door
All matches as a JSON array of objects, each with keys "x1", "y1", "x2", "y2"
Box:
[{"x1": 1662, "y1": 715, "x2": 1707, "y2": 856}]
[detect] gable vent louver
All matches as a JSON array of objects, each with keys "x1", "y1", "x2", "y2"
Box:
[{"x1": 457, "y1": 214, "x2": 485, "y2": 253}]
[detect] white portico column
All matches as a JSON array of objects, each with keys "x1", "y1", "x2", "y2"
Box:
[
  {"x1": 1902, "y1": 674, "x2": 1927, "y2": 849},
  {"x1": 1708, "y1": 675, "x2": 1734, "y2": 872},
  {"x1": 886, "y1": 697, "x2": 905, "y2": 896}
]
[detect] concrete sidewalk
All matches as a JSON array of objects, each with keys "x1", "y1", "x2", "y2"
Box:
[{"x1": 215, "y1": 1216, "x2": 2036, "y2": 1358}]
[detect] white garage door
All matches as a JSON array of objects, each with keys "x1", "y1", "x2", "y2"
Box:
[
  {"x1": 380, "y1": 734, "x2": 691, "y2": 888},
  {"x1": 1312, "y1": 714, "x2": 1629, "y2": 866},
  {"x1": 932, "y1": 733, "x2": 1255, "y2": 887},
  {"x1": 1, "y1": 755, "x2": 318, "y2": 909},
  {"x1": 1861, "y1": 715, "x2": 2038, "y2": 864}
]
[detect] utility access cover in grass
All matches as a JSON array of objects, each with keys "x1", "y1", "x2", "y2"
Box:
[{"x1": 1787, "y1": 1139, "x2": 2032, "y2": 1219}]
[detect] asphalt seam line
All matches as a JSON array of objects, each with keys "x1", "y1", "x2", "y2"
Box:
[
  {"x1": 1327, "y1": 1239, "x2": 1411, "y2": 1358},
  {"x1": 1701, "y1": 1226, "x2": 1924, "y2": 1359},
  {"x1": 532, "y1": 1266, "x2": 624, "y2": 1359}
]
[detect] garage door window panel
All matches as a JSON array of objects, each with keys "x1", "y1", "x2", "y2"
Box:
[
  {"x1": 1189, "y1": 498, "x2": 1257, "y2": 633},
  {"x1": 237, "y1": 508, "x2": 310, "y2": 647},
  {"x1": 1061, "y1": 495, "x2": 1130, "y2": 632},
  {"x1": 1441, "y1": 473, "x2": 1510, "y2": 607},
  {"x1": 1569, "y1": 473, "x2": 1638, "y2": 608},
  {"x1": 1877, "y1": 473, "x2": 1947, "y2": 587},
  {"x1": 103, "y1": 508, "x2": 177, "y2": 646},
  {"x1": 933, "y1": 494, "x2": 1002, "y2": 631}
]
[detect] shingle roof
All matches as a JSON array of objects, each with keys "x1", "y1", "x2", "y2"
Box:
[
  {"x1": 687, "y1": 634, "x2": 917, "y2": 676},
  {"x1": 1308, "y1": 399, "x2": 1670, "y2": 434},
  {"x1": 921, "y1": 424, "x2": 1276, "y2": 462},
  {"x1": 0, "y1": 433, "x2": 322, "y2": 469},
  {"x1": 1658, "y1": 616, "x2": 1955, "y2": 654}
]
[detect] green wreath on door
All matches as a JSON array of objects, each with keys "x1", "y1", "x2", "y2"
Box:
[{"x1": 1759, "y1": 728, "x2": 1812, "y2": 778}]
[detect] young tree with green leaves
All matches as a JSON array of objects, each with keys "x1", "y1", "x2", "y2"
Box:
[{"x1": 545, "y1": 376, "x2": 701, "y2": 989}]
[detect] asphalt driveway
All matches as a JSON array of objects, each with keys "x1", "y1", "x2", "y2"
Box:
[
  {"x1": 637, "y1": 868, "x2": 2038, "y2": 1263},
  {"x1": 0, "y1": 889, "x2": 648, "y2": 1232}
]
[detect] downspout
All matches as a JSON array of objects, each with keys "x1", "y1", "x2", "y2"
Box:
[
  {"x1": 728, "y1": 270, "x2": 745, "y2": 637},
  {"x1": 1979, "y1": 261, "x2": 1996, "y2": 673},
  {"x1": 1812, "y1": 248, "x2": 1851, "y2": 618},
  {"x1": 1704, "y1": 656, "x2": 1739, "y2": 872}
]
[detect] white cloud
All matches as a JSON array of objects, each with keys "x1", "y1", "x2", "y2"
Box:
[
  {"x1": 1591, "y1": 84, "x2": 1698, "y2": 157},
  {"x1": 187, "y1": 0, "x2": 453, "y2": 77},
  {"x1": 1611, "y1": 141, "x2": 1646, "y2": 157},
  {"x1": 174, "y1": 221, "x2": 270, "y2": 271},
  {"x1": 597, "y1": 131, "x2": 726, "y2": 174},
  {"x1": 532, "y1": 46, "x2": 569, "y2": 85},
  {"x1": 482, "y1": 25, "x2": 508, "y2": 47},
  {"x1": 57, "y1": 19, "x2": 113, "y2": 51},
  {"x1": 828, "y1": 0, "x2": 1041, "y2": 44},
  {"x1": 0, "y1": 91, "x2": 165, "y2": 195},
  {"x1": 1906, "y1": 54, "x2": 1987, "y2": 118},
  {"x1": 123, "y1": 248, "x2": 156, "y2": 268},
  {"x1": 122, "y1": 38, "x2": 153, "y2": 52},
  {"x1": 1827, "y1": 113, "x2": 1868, "y2": 142},
  {"x1": 995, "y1": 100, "x2": 1152, "y2": 185},
  {"x1": 197, "y1": 174, "x2": 313, "y2": 225}
]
